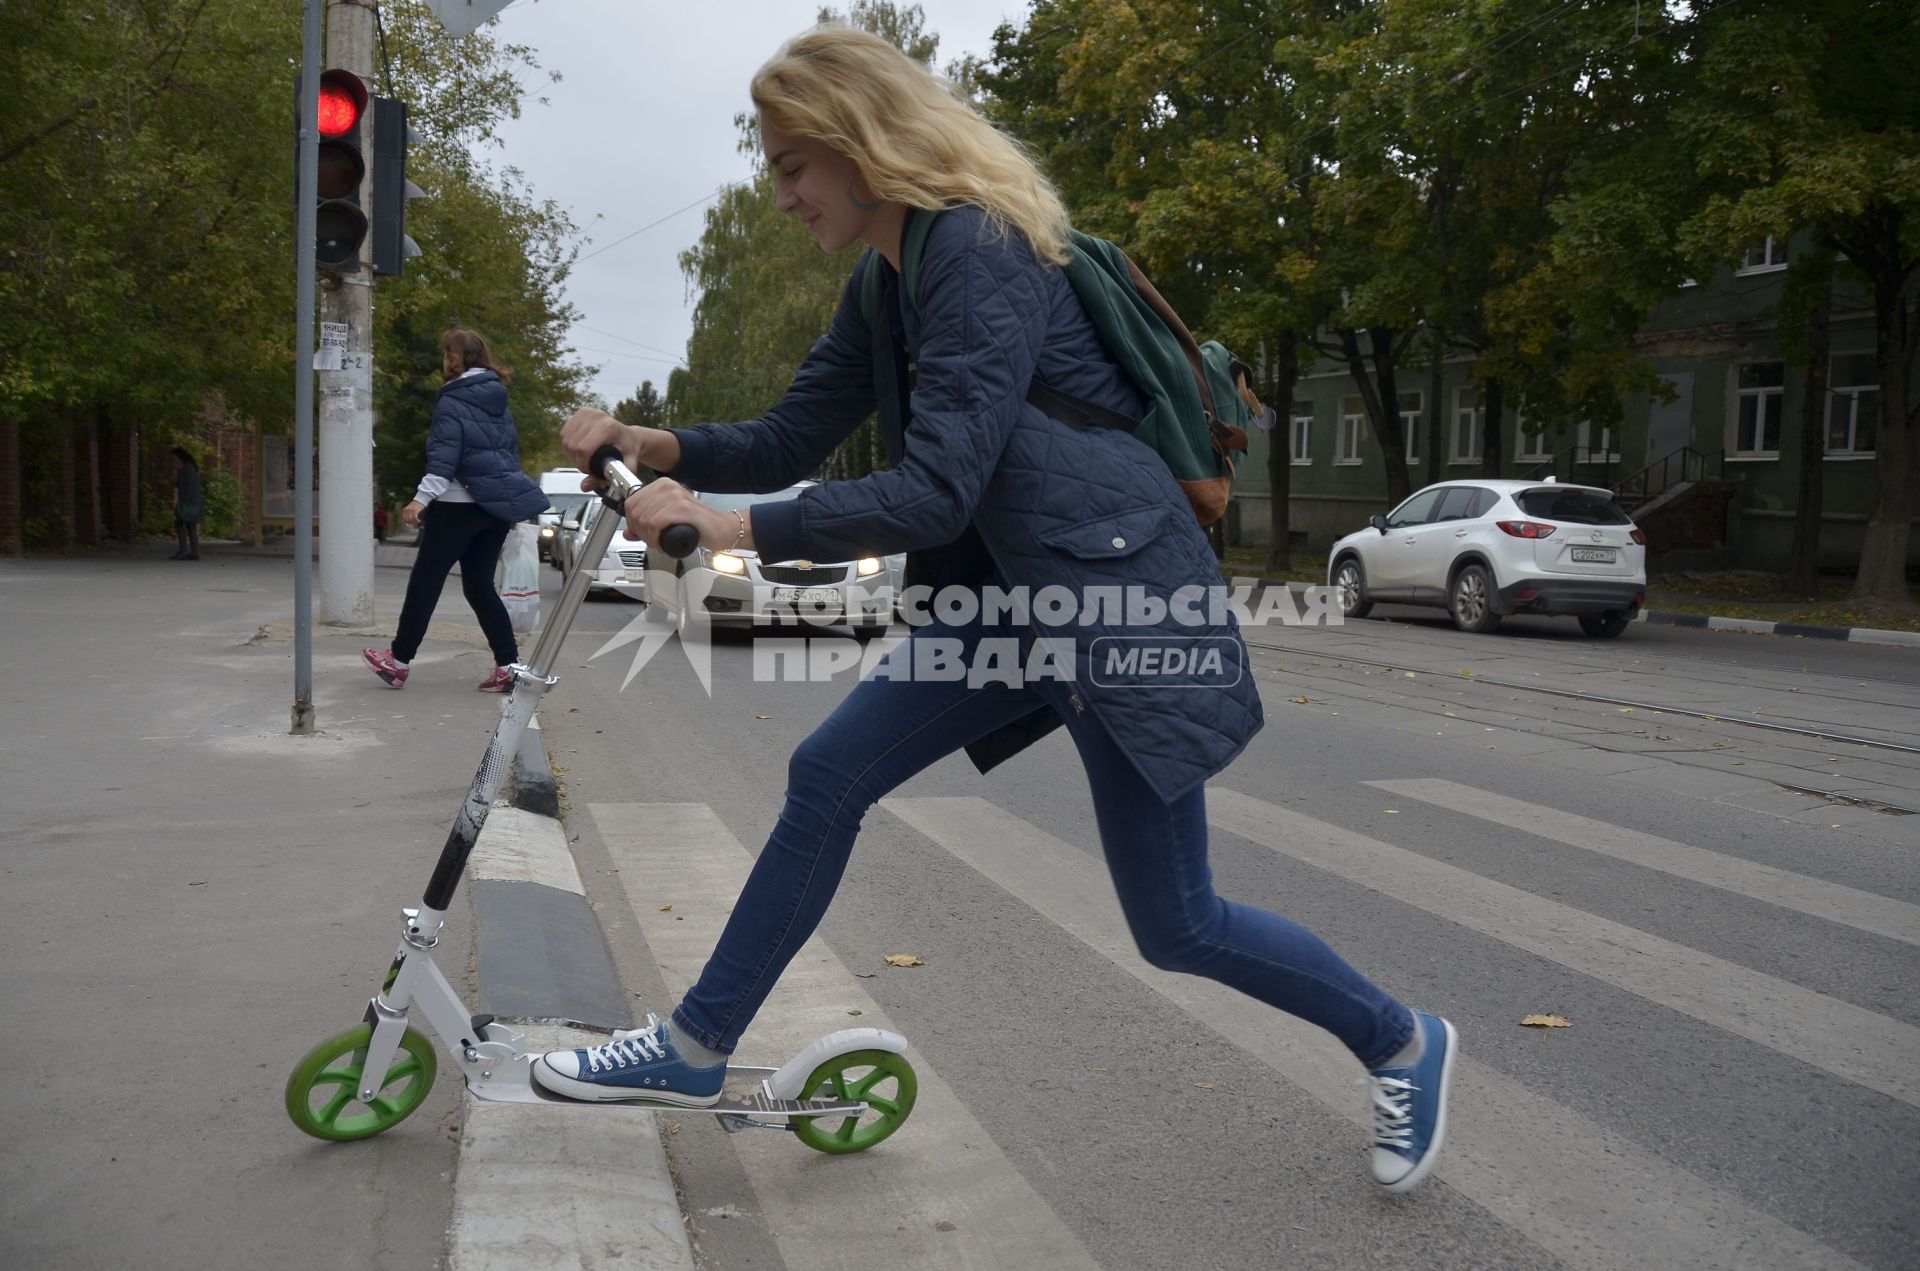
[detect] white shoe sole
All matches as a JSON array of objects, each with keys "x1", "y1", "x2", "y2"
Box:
[
  {"x1": 531, "y1": 1056, "x2": 722, "y2": 1107},
  {"x1": 1377, "y1": 1016, "x2": 1457, "y2": 1194}
]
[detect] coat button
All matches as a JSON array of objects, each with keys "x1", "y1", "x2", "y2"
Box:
[{"x1": 1111, "y1": 536, "x2": 1126, "y2": 549}]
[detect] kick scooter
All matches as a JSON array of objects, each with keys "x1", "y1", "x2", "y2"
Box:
[{"x1": 285, "y1": 448, "x2": 918, "y2": 1155}]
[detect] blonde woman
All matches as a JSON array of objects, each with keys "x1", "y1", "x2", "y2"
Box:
[{"x1": 550, "y1": 26, "x2": 1456, "y2": 1192}]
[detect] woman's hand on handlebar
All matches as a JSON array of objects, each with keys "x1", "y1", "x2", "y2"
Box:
[
  {"x1": 617, "y1": 478, "x2": 746, "y2": 552},
  {"x1": 559, "y1": 409, "x2": 680, "y2": 486}
]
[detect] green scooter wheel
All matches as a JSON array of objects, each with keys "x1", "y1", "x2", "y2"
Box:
[
  {"x1": 790, "y1": 1048, "x2": 917, "y2": 1155},
  {"x1": 285, "y1": 1024, "x2": 438, "y2": 1142}
]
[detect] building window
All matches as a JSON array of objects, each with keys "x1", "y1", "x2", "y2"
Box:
[
  {"x1": 1826, "y1": 352, "x2": 1878, "y2": 456},
  {"x1": 1576, "y1": 422, "x2": 1619, "y2": 463},
  {"x1": 1337, "y1": 395, "x2": 1366, "y2": 465},
  {"x1": 1514, "y1": 412, "x2": 1551, "y2": 463},
  {"x1": 1399, "y1": 390, "x2": 1423, "y2": 465},
  {"x1": 1737, "y1": 236, "x2": 1789, "y2": 275},
  {"x1": 1733, "y1": 362, "x2": 1784, "y2": 457},
  {"x1": 1290, "y1": 403, "x2": 1313, "y2": 465},
  {"x1": 1451, "y1": 387, "x2": 1483, "y2": 465}
]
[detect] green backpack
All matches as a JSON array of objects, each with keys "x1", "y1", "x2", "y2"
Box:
[{"x1": 857, "y1": 209, "x2": 1256, "y2": 526}]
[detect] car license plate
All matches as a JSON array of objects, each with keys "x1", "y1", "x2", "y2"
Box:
[
  {"x1": 772, "y1": 586, "x2": 840, "y2": 606},
  {"x1": 1571, "y1": 547, "x2": 1616, "y2": 563}
]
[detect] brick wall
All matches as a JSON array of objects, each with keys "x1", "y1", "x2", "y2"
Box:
[{"x1": 0, "y1": 418, "x2": 20, "y2": 556}]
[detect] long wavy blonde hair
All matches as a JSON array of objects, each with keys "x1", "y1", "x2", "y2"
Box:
[{"x1": 751, "y1": 25, "x2": 1072, "y2": 265}]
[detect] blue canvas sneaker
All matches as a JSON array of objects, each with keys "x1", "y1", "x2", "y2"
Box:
[
  {"x1": 532, "y1": 1015, "x2": 726, "y2": 1106},
  {"x1": 1367, "y1": 1009, "x2": 1458, "y2": 1192}
]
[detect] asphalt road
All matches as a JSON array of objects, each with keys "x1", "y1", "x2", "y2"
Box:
[{"x1": 539, "y1": 582, "x2": 1920, "y2": 1271}]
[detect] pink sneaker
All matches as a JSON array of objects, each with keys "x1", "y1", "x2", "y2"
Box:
[
  {"x1": 363, "y1": 647, "x2": 409, "y2": 688},
  {"x1": 478, "y1": 665, "x2": 515, "y2": 693}
]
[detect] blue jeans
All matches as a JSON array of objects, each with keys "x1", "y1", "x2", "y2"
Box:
[{"x1": 672, "y1": 617, "x2": 1415, "y2": 1069}]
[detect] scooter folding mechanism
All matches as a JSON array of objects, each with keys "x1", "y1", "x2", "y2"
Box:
[{"x1": 285, "y1": 447, "x2": 918, "y2": 1156}]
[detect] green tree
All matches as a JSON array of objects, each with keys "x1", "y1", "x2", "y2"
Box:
[
  {"x1": 1674, "y1": 0, "x2": 1919, "y2": 612},
  {"x1": 613, "y1": 381, "x2": 666, "y2": 428}
]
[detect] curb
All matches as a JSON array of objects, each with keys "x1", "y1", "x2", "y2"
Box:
[
  {"x1": 459, "y1": 725, "x2": 698, "y2": 1269},
  {"x1": 1230, "y1": 575, "x2": 1920, "y2": 649}
]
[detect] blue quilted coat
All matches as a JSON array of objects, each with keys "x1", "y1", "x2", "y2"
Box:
[
  {"x1": 426, "y1": 370, "x2": 548, "y2": 522},
  {"x1": 670, "y1": 206, "x2": 1264, "y2": 801}
]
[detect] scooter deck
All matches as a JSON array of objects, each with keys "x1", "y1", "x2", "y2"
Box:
[{"x1": 465, "y1": 1055, "x2": 868, "y2": 1119}]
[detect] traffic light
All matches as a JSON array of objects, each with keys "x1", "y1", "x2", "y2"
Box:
[
  {"x1": 370, "y1": 96, "x2": 424, "y2": 276},
  {"x1": 311, "y1": 69, "x2": 369, "y2": 272}
]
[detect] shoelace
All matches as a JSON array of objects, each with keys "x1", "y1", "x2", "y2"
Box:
[
  {"x1": 584, "y1": 1018, "x2": 669, "y2": 1074},
  {"x1": 1369, "y1": 1074, "x2": 1418, "y2": 1151}
]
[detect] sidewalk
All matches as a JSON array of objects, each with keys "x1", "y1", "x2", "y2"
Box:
[
  {"x1": 1231, "y1": 570, "x2": 1920, "y2": 649},
  {"x1": 0, "y1": 545, "x2": 692, "y2": 1270}
]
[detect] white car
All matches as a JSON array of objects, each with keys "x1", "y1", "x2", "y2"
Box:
[
  {"x1": 557, "y1": 497, "x2": 648, "y2": 600},
  {"x1": 651, "y1": 484, "x2": 897, "y2": 639},
  {"x1": 1327, "y1": 479, "x2": 1646, "y2": 637}
]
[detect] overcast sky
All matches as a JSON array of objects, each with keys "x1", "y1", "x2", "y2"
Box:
[{"x1": 476, "y1": 0, "x2": 1029, "y2": 412}]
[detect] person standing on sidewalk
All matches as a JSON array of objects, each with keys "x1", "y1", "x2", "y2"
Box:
[
  {"x1": 169, "y1": 447, "x2": 202, "y2": 560},
  {"x1": 539, "y1": 26, "x2": 1457, "y2": 1194},
  {"x1": 363, "y1": 327, "x2": 547, "y2": 692}
]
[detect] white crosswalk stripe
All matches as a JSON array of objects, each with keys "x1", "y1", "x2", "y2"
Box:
[
  {"x1": 589, "y1": 801, "x2": 1103, "y2": 1271},
  {"x1": 1366, "y1": 778, "x2": 1920, "y2": 945},
  {"x1": 882, "y1": 794, "x2": 1866, "y2": 1271},
  {"x1": 1207, "y1": 787, "x2": 1920, "y2": 1109}
]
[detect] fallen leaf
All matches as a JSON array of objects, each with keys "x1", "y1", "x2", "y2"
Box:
[
  {"x1": 1655, "y1": 733, "x2": 1673, "y2": 741},
  {"x1": 550, "y1": 764, "x2": 568, "y2": 774},
  {"x1": 1788, "y1": 687, "x2": 1802, "y2": 693},
  {"x1": 188, "y1": 880, "x2": 207, "y2": 886},
  {"x1": 1521, "y1": 1013, "x2": 1573, "y2": 1029},
  {"x1": 1403, "y1": 671, "x2": 1417, "y2": 679},
  {"x1": 1731, "y1": 761, "x2": 1745, "y2": 766},
  {"x1": 755, "y1": 714, "x2": 771, "y2": 720},
  {"x1": 884, "y1": 954, "x2": 925, "y2": 968},
  {"x1": 1460, "y1": 668, "x2": 1473, "y2": 677},
  {"x1": 1290, "y1": 695, "x2": 1310, "y2": 705},
  {"x1": 1617, "y1": 707, "x2": 1635, "y2": 714},
  {"x1": 568, "y1": 707, "x2": 579, "y2": 713},
  {"x1": 855, "y1": 971, "x2": 877, "y2": 979},
  {"x1": 658, "y1": 904, "x2": 673, "y2": 912},
  {"x1": 1192, "y1": 1081, "x2": 1215, "y2": 1091},
  {"x1": 1384, "y1": 809, "x2": 1400, "y2": 815},
  {"x1": 848, "y1": 1009, "x2": 863, "y2": 1016},
  {"x1": 1712, "y1": 741, "x2": 1728, "y2": 749}
]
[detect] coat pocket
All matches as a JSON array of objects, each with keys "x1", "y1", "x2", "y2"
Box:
[{"x1": 1037, "y1": 506, "x2": 1173, "y2": 561}]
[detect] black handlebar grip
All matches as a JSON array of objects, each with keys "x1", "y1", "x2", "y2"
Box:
[
  {"x1": 588, "y1": 443, "x2": 625, "y2": 481},
  {"x1": 656, "y1": 524, "x2": 700, "y2": 559}
]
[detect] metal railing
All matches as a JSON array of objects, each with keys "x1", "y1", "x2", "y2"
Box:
[{"x1": 1613, "y1": 446, "x2": 1724, "y2": 509}]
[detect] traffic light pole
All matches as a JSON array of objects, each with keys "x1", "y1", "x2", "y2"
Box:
[
  {"x1": 317, "y1": 0, "x2": 377, "y2": 627},
  {"x1": 291, "y1": 0, "x2": 323, "y2": 735}
]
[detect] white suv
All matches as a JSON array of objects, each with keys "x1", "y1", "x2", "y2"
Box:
[{"x1": 1327, "y1": 479, "x2": 1647, "y2": 637}]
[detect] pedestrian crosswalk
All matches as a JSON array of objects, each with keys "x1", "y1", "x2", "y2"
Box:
[{"x1": 585, "y1": 777, "x2": 1910, "y2": 1271}]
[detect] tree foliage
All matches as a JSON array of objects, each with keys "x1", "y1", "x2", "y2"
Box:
[{"x1": 0, "y1": 0, "x2": 592, "y2": 540}]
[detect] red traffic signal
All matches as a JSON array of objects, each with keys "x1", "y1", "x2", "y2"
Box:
[
  {"x1": 306, "y1": 69, "x2": 369, "y2": 271},
  {"x1": 317, "y1": 70, "x2": 366, "y2": 138}
]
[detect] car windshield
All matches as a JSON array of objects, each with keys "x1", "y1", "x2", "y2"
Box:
[
  {"x1": 698, "y1": 487, "x2": 807, "y2": 513},
  {"x1": 545, "y1": 492, "x2": 592, "y2": 515},
  {"x1": 1515, "y1": 489, "x2": 1630, "y2": 525}
]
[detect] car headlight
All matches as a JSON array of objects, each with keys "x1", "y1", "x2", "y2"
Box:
[
  {"x1": 710, "y1": 552, "x2": 748, "y2": 575},
  {"x1": 540, "y1": 526, "x2": 555, "y2": 539},
  {"x1": 855, "y1": 557, "x2": 884, "y2": 577}
]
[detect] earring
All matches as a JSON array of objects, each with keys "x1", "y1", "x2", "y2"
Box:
[{"x1": 847, "y1": 175, "x2": 881, "y2": 211}]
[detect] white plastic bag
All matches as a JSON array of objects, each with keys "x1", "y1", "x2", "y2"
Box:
[{"x1": 500, "y1": 521, "x2": 541, "y2": 633}]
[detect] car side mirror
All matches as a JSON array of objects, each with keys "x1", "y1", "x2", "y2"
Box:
[{"x1": 1369, "y1": 515, "x2": 1388, "y2": 534}]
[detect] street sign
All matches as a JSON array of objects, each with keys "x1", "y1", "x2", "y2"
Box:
[{"x1": 423, "y1": 0, "x2": 513, "y2": 37}]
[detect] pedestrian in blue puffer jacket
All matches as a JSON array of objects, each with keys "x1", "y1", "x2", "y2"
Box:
[
  {"x1": 364, "y1": 327, "x2": 547, "y2": 693},
  {"x1": 544, "y1": 26, "x2": 1456, "y2": 1192}
]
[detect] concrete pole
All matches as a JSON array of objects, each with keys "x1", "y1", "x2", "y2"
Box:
[{"x1": 317, "y1": 0, "x2": 377, "y2": 626}]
